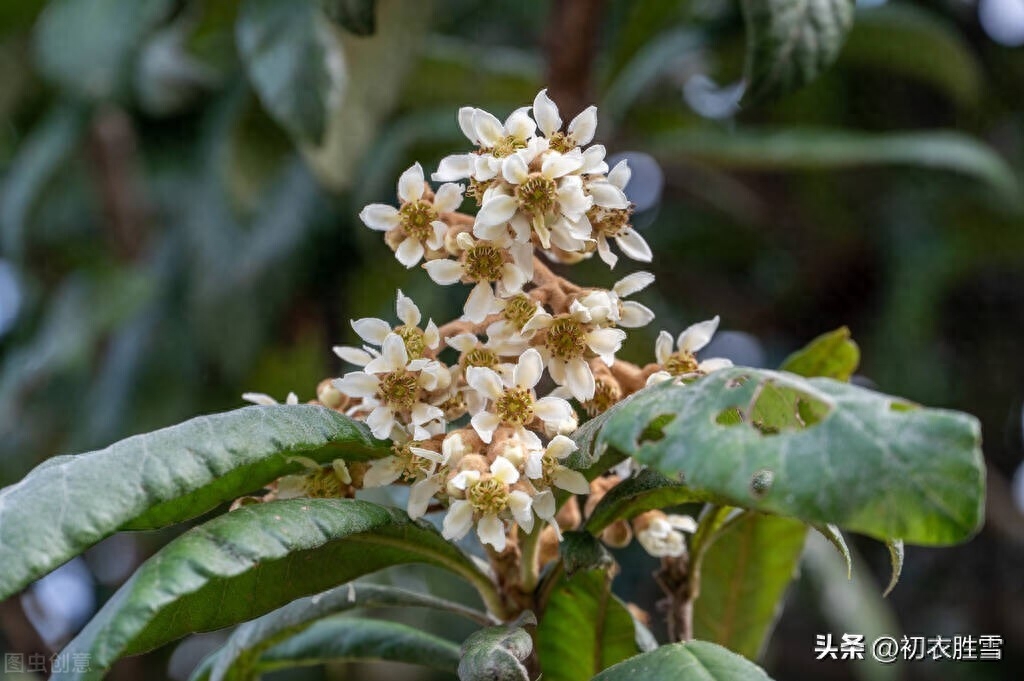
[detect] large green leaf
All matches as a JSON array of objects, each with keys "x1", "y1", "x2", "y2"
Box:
[
  {"x1": 34, "y1": 0, "x2": 175, "y2": 101},
  {"x1": 589, "y1": 368, "x2": 984, "y2": 545},
  {"x1": 458, "y1": 612, "x2": 536, "y2": 681},
  {"x1": 237, "y1": 0, "x2": 346, "y2": 144},
  {"x1": 741, "y1": 0, "x2": 855, "y2": 103},
  {"x1": 781, "y1": 327, "x2": 859, "y2": 381},
  {"x1": 592, "y1": 641, "x2": 774, "y2": 680},
  {"x1": 54, "y1": 499, "x2": 492, "y2": 680},
  {"x1": 537, "y1": 570, "x2": 638, "y2": 681},
  {"x1": 0, "y1": 405, "x2": 386, "y2": 601},
  {"x1": 651, "y1": 128, "x2": 1020, "y2": 204},
  {"x1": 258, "y1": 617, "x2": 460, "y2": 672},
  {"x1": 201, "y1": 583, "x2": 489, "y2": 681},
  {"x1": 694, "y1": 513, "x2": 808, "y2": 661}
]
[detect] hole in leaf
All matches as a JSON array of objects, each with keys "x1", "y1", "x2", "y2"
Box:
[
  {"x1": 889, "y1": 400, "x2": 919, "y2": 412},
  {"x1": 750, "y1": 469, "x2": 774, "y2": 498},
  {"x1": 747, "y1": 380, "x2": 831, "y2": 435},
  {"x1": 715, "y1": 406, "x2": 744, "y2": 426},
  {"x1": 726, "y1": 375, "x2": 751, "y2": 389},
  {"x1": 638, "y1": 413, "x2": 675, "y2": 445}
]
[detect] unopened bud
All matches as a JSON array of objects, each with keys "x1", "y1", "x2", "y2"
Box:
[
  {"x1": 601, "y1": 519, "x2": 633, "y2": 548},
  {"x1": 316, "y1": 379, "x2": 345, "y2": 409}
]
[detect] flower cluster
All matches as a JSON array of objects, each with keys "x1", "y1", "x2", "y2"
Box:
[{"x1": 245, "y1": 90, "x2": 734, "y2": 562}]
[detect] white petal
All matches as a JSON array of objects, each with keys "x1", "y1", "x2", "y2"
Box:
[
  {"x1": 566, "y1": 357, "x2": 596, "y2": 401},
  {"x1": 395, "y1": 237, "x2": 425, "y2": 268},
  {"x1": 333, "y1": 345, "x2": 373, "y2": 366},
  {"x1": 534, "y1": 396, "x2": 572, "y2": 424},
  {"x1": 613, "y1": 271, "x2": 655, "y2": 297},
  {"x1": 588, "y1": 181, "x2": 629, "y2": 209},
  {"x1": 395, "y1": 290, "x2": 421, "y2": 327},
  {"x1": 533, "y1": 490, "x2": 556, "y2": 521},
  {"x1": 699, "y1": 357, "x2": 734, "y2": 373},
  {"x1": 474, "y1": 193, "x2": 518, "y2": 230},
  {"x1": 607, "y1": 159, "x2": 631, "y2": 190},
  {"x1": 542, "y1": 151, "x2": 583, "y2": 179},
  {"x1": 351, "y1": 317, "x2": 391, "y2": 345},
  {"x1": 466, "y1": 366, "x2": 505, "y2": 400},
  {"x1": 514, "y1": 348, "x2": 544, "y2": 389},
  {"x1": 442, "y1": 499, "x2": 474, "y2": 540},
  {"x1": 411, "y1": 402, "x2": 445, "y2": 426},
  {"x1": 433, "y1": 182, "x2": 464, "y2": 213},
  {"x1": 556, "y1": 182, "x2": 592, "y2": 220},
  {"x1": 457, "y1": 107, "x2": 478, "y2": 143},
  {"x1": 579, "y1": 144, "x2": 608, "y2": 175},
  {"x1": 477, "y1": 514, "x2": 506, "y2": 551},
  {"x1": 504, "y1": 107, "x2": 536, "y2": 140},
  {"x1": 447, "y1": 332, "x2": 480, "y2": 353},
  {"x1": 567, "y1": 105, "x2": 598, "y2": 145},
  {"x1": 546, "y1": 434, "x2": 578, "y2": 461},
  {"x1": 521, "y1": 311, "x2": 553, "y2": 335},
  {"x1": 359, "y1": 204, "x2": 400, "y2": 231},
  {"x1": 502, "y1": 153, "x2": 530, "y2": 185},
  {"x1": 500, "y1": 263, "x2": 528, "y2": 293},
  {"x1": 424, "y1": 320, "x2": 440, "y2": 349},
  {"x1": 615, "y1": 229, "x2": 652, "y2": 262},
  {"x1": 596, "y1": 234, "x2": 618, "y2": 268},
  {"x1": 655, "y1": 330, "x2": 674, "y2": 365},
  {"x1": 491, "y1": 455, "x2": 520, "y2": 484},
  {"x1": 463, "y1": 282, "x2": 500, "y2": 323},
  {"x1": 553, "y1": 467, "x2": 590, "y2": 495},
  {"x1": 473, "y1": 155, "x2": 500, "y2": 181},
  {"x1": 363, "y1": 458, "x2": 402, "y2": 487},
  {"x1": 586, "y1": 327, "x2": 627, "y2": 364},
  {"x1": 508, "y1": 490, "x2": 535, "y2": 533},
  {"x1": 242, "y1": 392, "x2": 277, "y2": 406},
  {"x1": 397, "y1": 163, "x2": 425, "y2": 203},
  {"x1": 619, "y1": 301, "x2": 655, "y2": 328},
  {"x1": 408, "y1": 478, "x2": 442, "y2": 520},
  {"x1": 380, "y1": 333, "x2": 410, "y2": 371},
  {"x1": 470, "y1": 411, "x2": 502, "y2": 443},
  {"x1": 646, "y1": 370, "x2": 672, "y2": 387},
  {"x1": 533, "y1": 89, "x2": 562, "y2": 136},
  {"x1": 678, "y1": 315, "x2": 720, "y2": 353},
  {"x1": 667, "y1": 514, "x2": 698, "y2": 533},
  {"x1": 525, "y1": 451, "x2": 545, "y2": 480},
  {"x1": 423, "y1": 258, "x2": 464, "y2": 285},
  {"x1": 433, "y1": 154, "x2": 474, "y2": 182},
  {"x1": 365, "y1": 405, "x2": 396, "y2": 439},
  {"x1": 474, "y1": 109, "x2": 505, "y2": 148},
  {"x1": 334, "y1": 372, "x2": 379, "y2": 398}
]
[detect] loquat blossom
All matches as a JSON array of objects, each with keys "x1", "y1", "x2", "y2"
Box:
[
  {"x1": 577, "y1": 160, "x2": 652, "y2": 268},
  {"x1": 524, "y1": 434, "x2": 590, "y2": 496},
  {"x1": 635, "y1": 512, "x2": 697, "y2": 558},
  {"x1": 443, "y1": 456, "x2": 534, "y2": 551},
  {"x1": 531, "y1": 88, "x2": 599, "y2": 154},
  {"x1": 576, "y1": 271, "x2": 657, "y2": 328},
  {"x1": 359, "y1": 163, "x2": 464, "y2": 267},
  {"x1": 433, "y1": 105, "x2": 541, "y2": 184},
  {"x1": 646, "y1": 316, "x2": 733, "y2": 385},
  {"x1": 333, "y1": 290, "x2": 439, "y2": 365}
]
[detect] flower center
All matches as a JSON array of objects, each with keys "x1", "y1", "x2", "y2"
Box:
[
  {"x1": 463, "y1": 244, "x2": 505, "y2": 282},
  {"x1": 467, "y1": 477, "x2": 509, "y2": 515},
  {"x1": 495, "y1": 387, "x2": 535, "y2": 426},
  {"x1": 539, "y1": 454, "x2": 559, "y2": 487},
  {"x1": 502, "y1": 294, "x2": 536, "y2": 331},
  {"x1": 545, "y1": 317, "x2": 587, "y2": 360},
  {"x1": 664, "y1": 351, "x2": 699, "y2": 376},
  {"x1": 463, "y1": 347, "x2": 499, "y2": 369},
  {"x1": 399, "y1": 200, "x2": 438, "y2": 241},
  {"x1": 514, "y1": 175, "x2": 558, "y2": 215},
  {"x1": 583, "y1": 378, "x2": 622, "y2": 416},
  {"x1": 467, "y1": 178, "x2": 494, "y2": 206},
  {"x1": 486, "y1": 135, "x2": 527, "y2": 159},
  {"x1": 439, "y1": 391, "x2": 467, "y2": 419},
  {"x1": 377, "y1": 369, "x2": 421, "y2": 410},
  {"x1": 587, "y1": 206, "x2": 632, "y2": 238},
  {"x1": 392, "y1": 443, "x2": 436, "y2": 482},
  {"x1": 547, "y1": 131, "x2": 574, "y2": 154},
  {"x1": 396, "y1": 325, "x2": 426, "y2": 359},
  {"x1": 303, "y1": 468, "x2": 348, "y2": 498}
]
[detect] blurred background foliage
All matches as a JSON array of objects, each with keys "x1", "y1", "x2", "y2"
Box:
[{"x1": 0, "y1": 0, "x2": 1022, "y2": 679}]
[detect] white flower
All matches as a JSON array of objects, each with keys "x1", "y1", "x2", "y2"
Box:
[
  {"x1": 525, "y1": 435, "x2": 589, "y2": 496},
  {"x1": 574, "y1": 160, "x2": 652, "y2": 268},
  {"x1": 521, "y1": 301, "x2": 627, "y2": 401},
  {"x1": 242, "y1": 391, "x2": 298, "y2": 406},
  {"x1": 333, "y1": 333, "x2": 449, "y2": 440},
  {"x1": 636, "y1": 514, "x2": 697, "y2": 558},
  {"x1": 433, "y1": 106, "x2": 540, "y2": 182},
  {"x1": 576, "y1": 271, "x2": 656, "y2": 328},
  {"x1": 442, "y1": 456, "x2": 531, "y2": 551},
  {"x1": 465, "y1": 349, "x2": 574, "y2": 446},
  {"x1": 359, "y1": 163, "x2": 464, "y2": 267},
  {"x1": 532, "y1": 89, "x2": 599, "y2": 152},
  {"x1": 276, "y1": 457, "x2": 352, "y2": 500},
  {"x1": 646, "y1": 316, "x2": 733, "y2": 385},
  {"x1": 422, "y1": 233, "x2": 534, "y2": 323},
  {"x1": 333, "y1": 290, "x2": 439, "y2": 365},
  {"x1": 362, "y1": 445, "x2": 442, "y2": 488}
]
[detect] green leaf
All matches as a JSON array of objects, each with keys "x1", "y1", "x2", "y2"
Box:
[
  {"x1": 55, "y1": 499, "x2": 491, "y2": 680},
  {"x1": 0, "y1": 404, "x2": 386, "y2": 601},
  {"x1": 741, "y1": 0, "x2": 855, "y2": 103},
  {"x1": 559, "y1": 531, "x2": 615, "y2": 578},
  {"x1": 237, "y1": 0, "x2": 346, "y2": 144},
  {"x1": 321, "y1": 0, "x2": 376, "y2": 35},
  {"x1": 537, "y1": 570, "x2": 638, "y2": 681},
  {"x1": 884, "y1": 539, "x2": 904, "y2": 598},
  {"x1": 258, "y1": 617, "x2": 460, "y2": 673},
  {"x1": 842, "y1": 5, "x2": 982, "y2": 107},
  {"x1": 592, "y1": 640, "x2": 775, "y2": 680},
  {"x1": 781, "y1": 327, "x2": 860, "y2": 381},
  {"x1": 34, "y1": 0, "x2": 176, "y2": 101},
  {"x1": 203, "y1": 583, "x2": 490, "y2": 681},
  {"x1": 694, "y1": 513, "x2": 808, "y2": 661},
  {"x1": 590, "y1": 368, "x2": 985, "y2": 545},
  {"x1": 650, "y1": 127, "x2": 1020, "y2": 205},
  {"x1": 813, "y1": 523, "x2": 852, "y2": 580},
  {"x1": 458, "y1": 612, "x2": 536, "y2": 681},
  {"x1": 584, "y1": 469, "x2": 717, "y2": 535}
]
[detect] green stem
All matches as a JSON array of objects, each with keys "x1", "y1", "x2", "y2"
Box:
[{"x1": 518, "y1": 524, "x2": 543, "y2": 592}]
